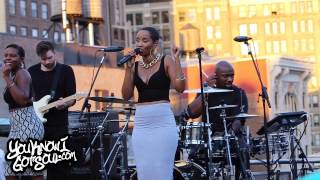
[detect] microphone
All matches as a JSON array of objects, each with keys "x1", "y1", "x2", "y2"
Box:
[
  {"x1": 233, "y1": 36, "x2": 252, "y2": 42},
  {"x1": 195, "y1": 47, "x2": 205, "y2": 53},
  {"x1": 117, "y1": 48, "x2": 141, "y2": 66},
  {"x1": 98, "y1": 46, "x2": 124, "y2": 52}
]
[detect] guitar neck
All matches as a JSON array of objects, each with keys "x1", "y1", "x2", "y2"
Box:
[{"x1": 39, "y1": 95, "x2": 75, "y2": 112}]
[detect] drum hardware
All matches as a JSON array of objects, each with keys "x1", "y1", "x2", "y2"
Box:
[
  {"x1": 88, "y1": 96, "x2": 135, "y2": 105},
  {"x1": 180, "y1": 122, "x2": 211, "y2": 146},
  {"x1": 184, "y1": 86, "x2": 233, "y2": 94},
  {"x1": 214, "y1": 103, "x2": 235, "y2": 177},
  {"x1": 226, "y1": 113, "x2": 259, "y2": 119},
  {"x1": 104, "y1": 111, "x2": 131, "y2": 180},
  {"x1": 83, "y1": 111, "x2": 111, "y2": 180},
  {"x1": 208, "y1": 104, "x2": 238, "y2": 110}
]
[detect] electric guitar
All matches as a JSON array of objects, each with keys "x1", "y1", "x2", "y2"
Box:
[{"x1": 33, "y1": 92, "x2": 88, "y2": 123}]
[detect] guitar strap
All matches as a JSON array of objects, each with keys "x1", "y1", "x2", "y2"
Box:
[{"x1": 50, "y1": 63, "x2": 62, "y2": 100}]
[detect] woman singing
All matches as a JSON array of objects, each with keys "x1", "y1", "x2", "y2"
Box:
[
  {"x1": 121, "y1": 27, "x2": 186, "y2": 179},
  {"x1": 2, "y1": 44, "x2": 44, "y2": 180}
]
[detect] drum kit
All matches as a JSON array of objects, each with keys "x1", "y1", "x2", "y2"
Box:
[{"x1": 77, "y1": 89, "x2": 309, "y2": 180}]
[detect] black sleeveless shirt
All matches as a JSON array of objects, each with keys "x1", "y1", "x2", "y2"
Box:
[
  {"x1": 134, "y1": 55, "x2": 170, "y2": 103},
  {"x1": 3, "y1": 74, "x2": 33, "y2": 110}
]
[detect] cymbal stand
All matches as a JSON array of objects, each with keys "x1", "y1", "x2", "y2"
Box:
[
  {"x1": 220, "y1": 105, "x2": 234, "y2": 177},
  {"x1": 84, "y1": 111, "x2": 110, "y2": 180},
  {"x1": 104, "y1": 112, "x2": 130, "y2": 180}
]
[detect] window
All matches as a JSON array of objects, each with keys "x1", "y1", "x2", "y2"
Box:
[
  {"x1": 61, "y1": 32, "x2": 65, "y2": 42},
  {"x1": 120, "y1": 29, "x2": 125, "y2": 41},
  {"x1": 9, "y1": 0, "x2": 15, "y2": 15},
  {"x1": 42, "y1": 30, "x2": 48, "y2": 39},
  {"x1": 54, "y1": 31, "x2": 59, "y2": 42},
  {"x1": 203, "y1": 26, "x2": 212, "y2": 40},
  {"x1": 32, "y1": 28, "x2": 38, "y2": 37},
  {"x1": 280, "y1": 22, "x2": 285, "y2": 34},
  {"x1": 113, "y1": 29, "x2": 119, "y2": 40},
  {"x1": 301, "y1": 38, "x2": 307, "y2": 51},
  {"x1": 152, "y1": 12, "x2": 159, "y2": 24},
  {"x1": 313, "y1": 95, "x2": 319, "y2": 107},
  {"x1": 206, "y1": 8, "x2": 212, "y2": 20},
  {"x1": 307, "y1": 19, "x2": 313, "y2": 32},
  {"x1": 273, "y1": 41, "x2": 279, "y2": 54},
  {"x1": 126, "y1": 14, "x2": 133, "y2": 25},
  {"x1": 306, "y1": 1, "x2": 313, "y2": 12},
  {"x1": 314, "y1": 114, "x2": 320, "y2": 127},
  {"x1": 20, "y1": 0, "x2": 26, "y2": 16},
  {"x1": 292, "y1": 21, "x2": 298, "y2": 33},
  {"x1": 272, "y1": 22, "x2": 278, "y2": 34},
  {"x1": 9, "y1": 25, "x2": 16, "y2": 35},
  {"x1": 161, "y1": 11, "x2": 169, "y2": 23},
  {"x1": 215, "y1": 26, "x2": 222, "y2": 39},
  {"x1": 300, "y1": 20, "x2": 305, "y2": 32},
  {"x1": 135, "y1": 13, "x2": 143, "y2": 25},
  {"x1": 214, "y1": 7, "x2": 220, "y2": 20},
  {"x1": 179, "y1": 11, "x2": 186, "y2": 22},
  {"x1": 249, "y1": 24, "x2": 257, "y2": 35},
  {"x1": 265, "y1": 23, "x2": 271, "y2": 34},
  {"x1": 41, "y1": 3, "x2": 48, "y2": 19},
  {"x1": 263, "y1": 5, "x2": 270, "y2": 16},
  {"x1": 31, "y1": 2, "x2": 37, "y2": 17},
  {"x1": 312, "y1": 134, "x2": 320, "y2": 146},
  {"x1": 239, "y1": 24, "x2": 247, "y2": 36},
  {"x1": 162, "y1": 28, "x2": 170, "y2": 42},
  {"x1": 20, "y1": 27, "x2": 27, "y2": 36},
  {"x1": 281, "y1": 40, "x2": 287, "y2": 53}
]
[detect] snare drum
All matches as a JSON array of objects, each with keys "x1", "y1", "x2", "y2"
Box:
[{"x1": 180, "y1": 122, "x2": 210, "y2": 146}]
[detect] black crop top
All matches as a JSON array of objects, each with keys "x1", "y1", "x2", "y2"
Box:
[
  {"x1": 3, "y1": 78, "x2": 33, "y2": 110},
  {"x1": 134, "y1": 55, "x2": 171, "y2": 103}
]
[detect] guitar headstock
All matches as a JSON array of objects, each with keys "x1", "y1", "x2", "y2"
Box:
[{"x1": 73, "y1": 92, "x2": 88, "y2": 101}]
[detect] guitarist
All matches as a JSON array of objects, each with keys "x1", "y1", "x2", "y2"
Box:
[{"x1": 28, "y1": 41, "x2": 76, "y2": 180}]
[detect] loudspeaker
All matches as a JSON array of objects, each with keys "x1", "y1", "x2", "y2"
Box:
[{"x1": 69, "y1": 134, "x2": 119, "y2": 180}]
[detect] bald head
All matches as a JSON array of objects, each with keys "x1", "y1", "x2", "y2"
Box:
[{"x1": 214, "y1": 61, "x2": 234, "y2": 88}]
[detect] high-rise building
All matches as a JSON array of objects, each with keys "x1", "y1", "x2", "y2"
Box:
[
  {"x1": 125, "y1": 0, "x2": 173, "y2": 53},
  {"x1": 0, "y1": 0, "x2": 61, "y2": 41}
]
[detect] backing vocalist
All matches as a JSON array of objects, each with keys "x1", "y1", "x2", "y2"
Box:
[{"x1": 121, "y1": 26, "x2": 186, "y2": 180}]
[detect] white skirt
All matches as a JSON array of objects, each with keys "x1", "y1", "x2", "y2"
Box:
[{"x1": 132, "y1": 103, "x2": 178, "y2": 180}]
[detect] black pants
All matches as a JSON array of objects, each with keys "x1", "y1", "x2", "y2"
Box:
[{"x1": 44, "y1": 125, "x2": 71, "y2": 180}]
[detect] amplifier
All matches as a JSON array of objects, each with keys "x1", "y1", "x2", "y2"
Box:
[{"x1": 68, "y1": 111, "x2": 119, "y2": 136}]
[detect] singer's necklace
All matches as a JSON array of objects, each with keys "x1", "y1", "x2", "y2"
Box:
[{"x1": 139, "y1": 53, "x2": 161, "y2": 69}]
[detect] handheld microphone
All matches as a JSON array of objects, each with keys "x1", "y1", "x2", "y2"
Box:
[
  {"x1": 233, "y1": 36, "x2": 252, "y2": 42},
  {"x1": 98, "y1": 46, "x2": 124, "y2": 52},
  {"x1": 117, "y1": 48, "x2": 141, "y2": 66}
]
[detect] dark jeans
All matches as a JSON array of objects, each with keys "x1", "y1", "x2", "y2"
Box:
[{"x1": 44, "y1": 125, "x2": 71, "y2": 180}]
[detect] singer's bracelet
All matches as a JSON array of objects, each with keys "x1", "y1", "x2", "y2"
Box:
[{"x1": 176, "y1": 73, "x2": 186, "y2": 81}]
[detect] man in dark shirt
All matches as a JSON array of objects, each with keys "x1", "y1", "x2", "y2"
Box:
[
  {"x1": 28, "y1": 41, "x2": 76, "y2": 180},
  {"x1": 185, "y1": 61, "x2": 249, "y2": 180}
]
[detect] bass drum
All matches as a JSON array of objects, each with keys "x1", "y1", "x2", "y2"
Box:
[{"x1": 130, "y1": 160, "x2": 207, "y2": 180}]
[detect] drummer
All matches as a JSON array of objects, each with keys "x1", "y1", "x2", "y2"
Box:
[{"x1": 183, "y1": 60, "x2": 249, "y2": 180}]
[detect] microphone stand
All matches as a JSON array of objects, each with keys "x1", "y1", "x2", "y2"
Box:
[
  {"x1": 244, "y1": 40, "x2": 272, "y2": 180},
  {"x1": 196, "y1": 48, "x2": 214, "y2": 180}
]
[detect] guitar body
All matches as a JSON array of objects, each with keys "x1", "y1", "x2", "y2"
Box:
[
  {"x1": 33, "y1": 95, "x2": 51, "y2": 123},
  {"x1": 33, "y1": 93, "x2": 87, "y2": 123}
]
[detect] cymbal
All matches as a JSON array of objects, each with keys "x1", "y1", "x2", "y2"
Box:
[
  {"x1": 209, "y1": 104, "x2": 238, "y2": 110},
  {"x1": 184, "y1": 87, "x2": 233, "y2": 94},
  {"x1": 226, "y1": 113, "x2": 259, "y2": 119},
  {"x1": 88, "y1": 96, "x2": 135, "y2": 104}
]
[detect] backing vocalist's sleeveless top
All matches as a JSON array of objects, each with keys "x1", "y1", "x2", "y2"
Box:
[{"x1": 134, "y1": 55, "x2": 170, "y2": 103}]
